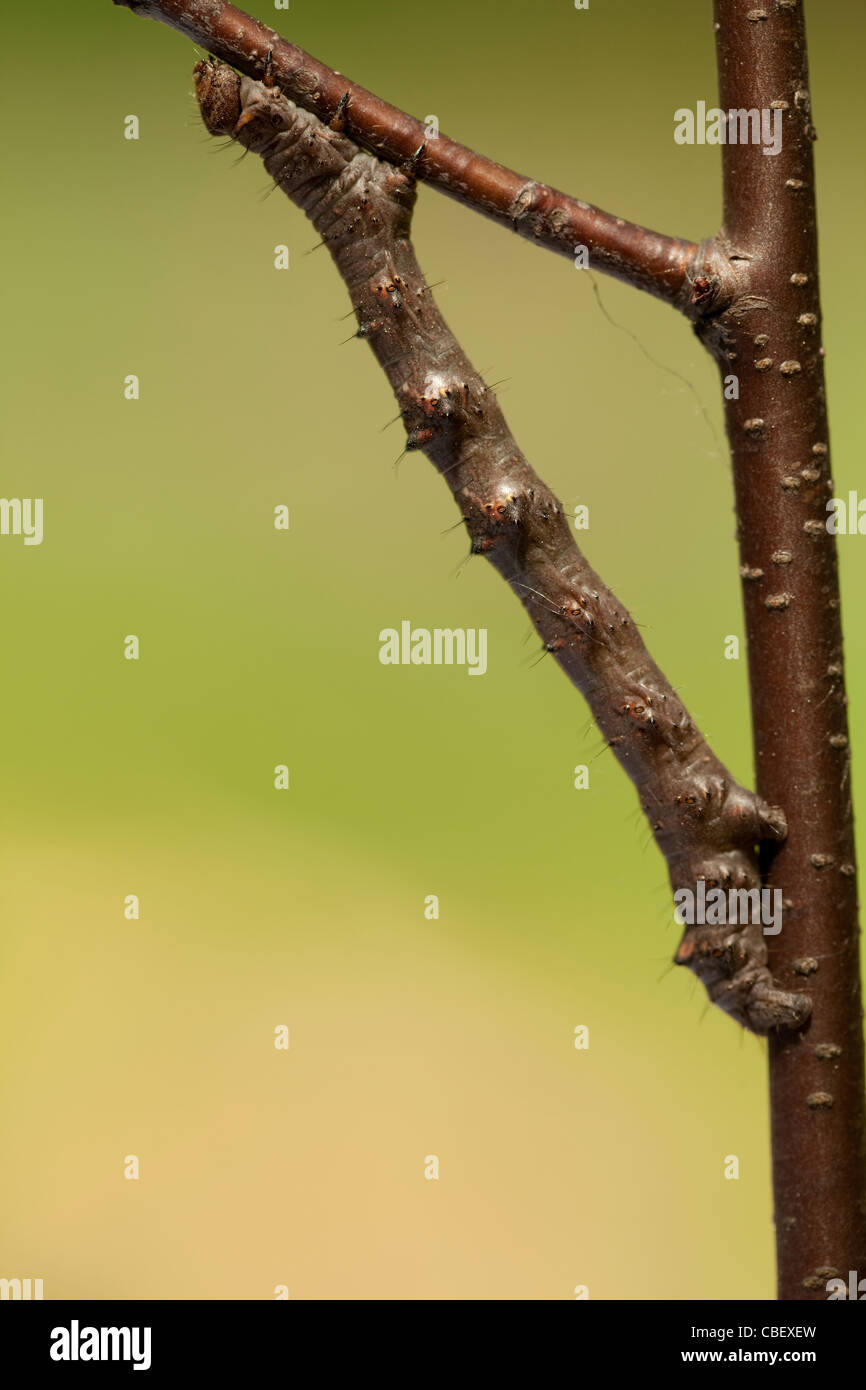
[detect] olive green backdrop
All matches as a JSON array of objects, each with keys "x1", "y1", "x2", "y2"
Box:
[{"x1": 1, "y1": 0, "x2": 863, "y2": 1299}]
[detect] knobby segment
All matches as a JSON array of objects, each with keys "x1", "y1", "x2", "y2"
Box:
[
  {"x1": 194, "y1": 58, "x2": 811, "y2": 1036},
  {"x1": 685, "y1": 1, "x2": 865, "y2": 1299},
  {"x1": 113, "y1": 0, "x2": 698, "y2": 302}
]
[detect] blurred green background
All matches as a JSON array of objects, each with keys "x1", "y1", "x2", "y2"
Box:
[{"x1": 1, "y1": 0, "x2": 863, "y2": 1300}]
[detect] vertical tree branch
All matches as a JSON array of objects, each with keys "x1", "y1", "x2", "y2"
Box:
[{"x1": 694, "y1": 0, "x2": 866, "y2": 1299}]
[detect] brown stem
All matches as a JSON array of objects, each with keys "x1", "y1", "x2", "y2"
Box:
[
  {"x1": 689, "y1": 0, "x2": 866, "y2": 1300},
  {"x1": 112, "y1": 0, "x2": 697, "y2": 302},
  {"x1": 194, "y1": 58, "x2": 813, "y2": 1038}
]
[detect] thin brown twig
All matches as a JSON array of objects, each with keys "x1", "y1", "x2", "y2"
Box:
[{"x1": 112, "y1": 0, "x2": 698, "y2": 303}]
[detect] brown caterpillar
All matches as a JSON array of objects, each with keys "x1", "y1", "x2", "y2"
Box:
[{"x1": 194, "y1": 59, "x2": 812, "y2": 1037}]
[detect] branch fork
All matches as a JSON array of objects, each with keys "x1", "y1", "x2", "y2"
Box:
[{"x1": 109, "y1": 0, "x2": 866, "y2": 1296}]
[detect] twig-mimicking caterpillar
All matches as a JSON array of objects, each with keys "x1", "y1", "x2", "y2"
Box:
[{"x1": 194, "y1": 59, "x2": 811, "y2": 1036}]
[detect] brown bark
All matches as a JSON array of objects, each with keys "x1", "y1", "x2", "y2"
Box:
[{"x1": 684, "y1": 0, "x2": 866, "y2": 1299}]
